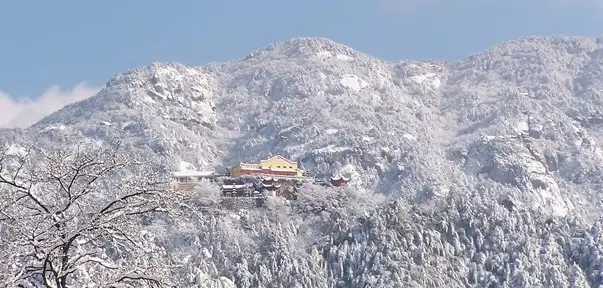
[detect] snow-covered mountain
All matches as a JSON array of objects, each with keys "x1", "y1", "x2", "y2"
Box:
[
  {"x1": 4, "y1": 35, "x2": 603, "y2": 287},
  {"x1": 9, "y1": 36, "x2": 602, "y2": 218}
]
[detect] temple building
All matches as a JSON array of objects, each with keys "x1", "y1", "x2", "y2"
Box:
[
  {"x1": 221, "y1": 178, "x2": 252, "y2": 197},
  {"x1": 171, "y1": 170, "x2": 216, "y2": 191},
  {"x1": 330, "y1": 174, "x2": 350, "y2": 187},
  {"x1": 228, "y1": 155, "x2": 304, "y2": 178}
]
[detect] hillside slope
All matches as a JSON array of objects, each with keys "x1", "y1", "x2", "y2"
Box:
[
  {"x1": 3, "y1": 36, "x2": 603, "y2": 287},
  {"x1": 24, "y1": 36, "x2": 603, "y2": 218}
]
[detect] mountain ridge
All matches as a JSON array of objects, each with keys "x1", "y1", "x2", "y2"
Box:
[{"x1": 7, "y1": 35, "x2": 603, "y2": 218}]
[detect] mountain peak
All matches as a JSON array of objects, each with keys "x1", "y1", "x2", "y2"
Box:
[
  {"x1": 463, "y1": 35, "x2": 600, "y2": 61},
  {"x1": 105, "y1": 61, "x2": 192, "y2": 89},
  {"x1": 35, "y1": 60, "x2": 217, "y2": 130},
  {"x1": 244, "y1": 37, "x2": 366, "y2": 61}
]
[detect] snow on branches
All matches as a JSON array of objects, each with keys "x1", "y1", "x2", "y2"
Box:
[{"x1": 0, "y1": 141, "x2": 171, "y2": 287}]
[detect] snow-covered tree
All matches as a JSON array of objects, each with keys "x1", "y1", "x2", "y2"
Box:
[{"x1": 0, "y1": 141, "x2": 171, "y2": 287}]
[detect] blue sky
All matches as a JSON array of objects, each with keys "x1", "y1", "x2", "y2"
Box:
[{"x1": 0, "y1": 0, "x2": 602, "y2": 127}]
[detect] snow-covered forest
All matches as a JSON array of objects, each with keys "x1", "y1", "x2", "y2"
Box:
[{"x1": 3, "y1": 36, "x2": 603, "y2": 287}]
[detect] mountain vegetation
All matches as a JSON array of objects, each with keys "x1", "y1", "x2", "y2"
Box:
[{"x1": 2, "y1": 35, "x2": 603, "y2": 287}]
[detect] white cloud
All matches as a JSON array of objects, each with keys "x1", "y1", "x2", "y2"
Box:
[{"x1": 0, "y1": 83, "x2": 102, "y2": 129}]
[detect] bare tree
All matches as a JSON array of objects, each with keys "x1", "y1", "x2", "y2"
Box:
[{"x1": 0, "y1": 140, "x2": 172, "y2": 287}]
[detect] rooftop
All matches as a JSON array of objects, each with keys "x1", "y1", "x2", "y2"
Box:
[{"x1": 173, "y1": 171, "x2": 215, "y2": 178}]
